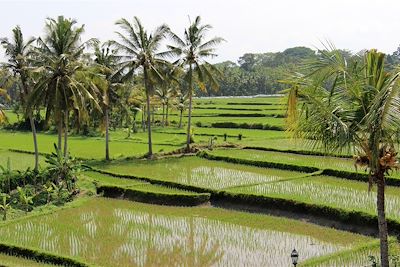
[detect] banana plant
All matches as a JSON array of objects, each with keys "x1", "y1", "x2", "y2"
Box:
[
  {"x1": 45, "y1": 144, "x2": 80, "y2": 192},
  {"x1": 42, "y1": 183, "x2": 55, "y2": 204},
  {"x1": 0, "y1": 193, "x2": 11, "y2": 221},
  {"x1": 17, "y1": 186, "x2": 33, "y2": 213},
  {"x1": 0, "y1": 157, "x2": 13, "y2": 192}
]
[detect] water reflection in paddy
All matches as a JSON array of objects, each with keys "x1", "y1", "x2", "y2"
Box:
[
  {"x1": 0, "y1": 198, "x2": 348, "y2": 266},
  {"x1": 95, "y1": 157, "x2": 303, "y2": 190}
]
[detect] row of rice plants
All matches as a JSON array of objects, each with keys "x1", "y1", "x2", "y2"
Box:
[
  {"x1": 227, "y1": 175, "x2": 400, "y2": 221},
  {"x1": 84, "y1": 171, "x2": 207, "y2": 196},
  {"x1": 300, "y1": 240, "x2": 400, "y2": 267},
  {"x1": 0, "y1": 131, "x2": 181, "y2": 160},
  {"x1": 195, "y1": 96, "x2": 284, "y2": 105},
  {"x1": 0, "y1": 149, "x2": 47, "y2": 170},
  {"x1": 91, "y1": 156, "x2": 400, "y2": 222},
  {"x1": 191, "y1": 116, "x2": 285, "y2": 127},
  {"x1": 210, "y1": 148, "x2": 355, "y2": 171},
  {"x1": 155, "y1": 127, "x2": 288, "y2": 140},
  {"x1": 0, "y1": 198, "x2": 367, "y2": 267},
  {"x1": 89, "y1": 157, "x2": 306, "y2": 190},
  {"x1": 164, "y1": 107, "x2": 286, "y2": 116}
]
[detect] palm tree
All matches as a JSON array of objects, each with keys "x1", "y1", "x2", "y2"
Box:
[
  {"x1": 167, "y1": 16, "x2": 224, "y2": 151},
  {"x1": 112, "y1": 17, "x2": 170, "y2": 158},
  {"x1": 155, "y1": 84, "x2": 174, "y2": 127},
  {"x1": 93, "y1": 41, "x2": 121, "y2": 160},
  {"x1": 174, "y1": 90, "x2": 188, "y2": 128},
  {"x1": 28, "y1": 16, "x2": 99, "y2": 156},
  {"x1": 1, "y1": 26, "x2": 39, "y2": 171},
  {"x1": 286, "y1": 46, "x2": 400, "y2": 267},
  {"x1": 0, "y1": 87, "x2": 10, "y2": 124}
]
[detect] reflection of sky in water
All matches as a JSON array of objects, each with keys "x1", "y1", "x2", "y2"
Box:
[
  {"x1": 174, "y1": 165, "x2": 288, "y2": 189},
  {"x1": 0, "y1": 201, "x2": 347, "y2": 267}
]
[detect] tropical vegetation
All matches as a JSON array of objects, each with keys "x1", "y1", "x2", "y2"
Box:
[{"x1": 1, "y1": 14, "x2": 400, "y2": 267}]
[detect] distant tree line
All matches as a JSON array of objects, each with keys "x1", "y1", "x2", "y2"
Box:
[{"x1": 195, "y1": 46, "x2": 400, "y2": 96}]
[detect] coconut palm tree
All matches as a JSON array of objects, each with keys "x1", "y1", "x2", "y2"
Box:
[
  {"x1": 155, "y1": 65, "x2": 181, "y2": 127},
  {"x1": 286, "y1": 46, "x2": 400, "y2": 267},
  {"x1": 28, "y1": 16, "x2": 99, "y2": 156},
  {"x1": 0, "y1": 88, "x2": 9, "y2": 124},
  {"x1": 93, "y1": 41, "x2": 121, "y2": 160},
  {"x1": 175, "y1": 91, "x2": 188, "y2": 128},
  {"x1": 1, "y1": 26, "x2": 39, "y2": 171},
  {"x1": 167, "y1": 16, "x2": 224, "y2": 151},
  {"x1": 112, "y1": 17, "x2": 170, "y2": 158}
]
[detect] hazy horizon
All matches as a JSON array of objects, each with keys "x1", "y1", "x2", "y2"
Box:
[{"x1": 1, "y1": 0, "x2": 400, "y2": 63}]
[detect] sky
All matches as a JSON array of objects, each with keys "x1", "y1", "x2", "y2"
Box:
[{"x1": 1, "y1": 0, "x2": 400, "y2": 63}]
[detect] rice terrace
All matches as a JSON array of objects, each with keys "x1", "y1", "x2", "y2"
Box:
[{"x1": 1, "y1": 0, "x2": 400, "y2": 266}]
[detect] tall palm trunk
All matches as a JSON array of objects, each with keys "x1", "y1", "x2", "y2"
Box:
[
  {"x1": 63, "y1": 111, "x2": 69, "y2": 157},
  {"x1": 152, "y1": 106, "x2": 155, "y2": 124},
  {"x1": 142, "y1": 105, "x2": 146, "y2": 132},
  {"x1": 22, "y1": 77, "x2": 39, "y2": 172},
  {"x1": 144, "y1": 69, "x2": 153, "y2": 158},
  {"x1": 165, "y1": 101, "x2": 169, "y2": 126},
  {"x1": 105, "y1": 107, "x2": 110, "y2": 160},
  {"x1": 186, "y1": 65, "x2": 193, "y2": 152},
  {"x1": 377, "y1": 171, "x2": 389, "y2": 267},
  {"x1": 29, "y1": 113, "x2": 39, "y2": 171},
  {"x1": 162, "y1": 103, "x2": 165, "y2": 127},
  {"x1": 179, "y1": 109, "x2": 183, "y2": 128},
  {"x1": 75, "y1": 109, "x2": 81, "y2": 134},
  {"x1": 57, "y1": 115, "x2": 63, "y2": 152},
  {"x1": 133, "y1": 113, "x2": 137, "y2": 133}
]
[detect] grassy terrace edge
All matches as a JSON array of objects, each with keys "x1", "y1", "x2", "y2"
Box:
[
  {"x1": 299, "y1": 239, "x2": 382, "y2": 266},
  {"x1": 97, "y1": 184, "x2": 211, "y2": 206},
  {"x1": 87, "y1": 166, "x2": 400, "y2": 236},
  {"x1": 0, "y1": 242, "x2": 92, "y2": 267}
]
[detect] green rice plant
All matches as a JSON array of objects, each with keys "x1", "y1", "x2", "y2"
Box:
[
  {"x1": 0, "y1": 150, "x2": 46, "y2": 171},
  {"x1": 194, "y1": 96, "x2": 284, "y2": 106},
  {"x1": 211, "y1": 148, "x2": 355, "y2": 170},
  {"x1": 90, "y1": 157, "x2": 305, "y2": 190},
  {"x1": 210, "y1": 149, "x2": 400, "y2": 180},
  {"x1": 227, "y1": 175, "x2": 400, "y2": 221},
  {"x1": 191, "y1": 116, "x2": 285, "y2": 127},
  {"x1": 84, "y1": 171, "x2": 148, "y2": 187},
  {"x1": 0, "y1": 131, "x2": 181, "y2": 160},
  {"x1": 300, "y1": 239, "x2": 400, "y2": 267},
  {"x1": 155, "y1": 127, "x2": 287, "y2": 140},
  {"x1": 0, "y1": 198, "x2": 368, "y2": 266}
]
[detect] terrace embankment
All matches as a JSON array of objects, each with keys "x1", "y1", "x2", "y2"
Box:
[{"x1": 211, "y1": 199, "x2": 379, "y2": 237}]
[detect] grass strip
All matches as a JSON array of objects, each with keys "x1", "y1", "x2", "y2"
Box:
[
  {"x1": 0, "y1": 242, "x2": 92, "y2": 267},
  {"x1": 97, "y1": 184, "x2": 210, "y2": 206}
]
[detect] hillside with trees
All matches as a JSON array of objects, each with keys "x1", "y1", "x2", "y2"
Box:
[{"x1": 195, "y1": 46, "x2": 400, "y2": 97}]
